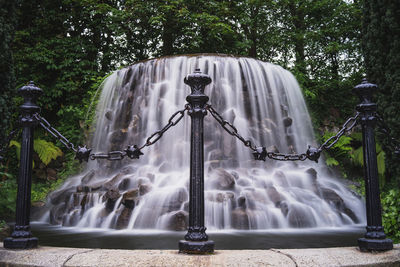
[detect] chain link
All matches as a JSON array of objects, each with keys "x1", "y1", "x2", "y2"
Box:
[
  {"x1": 139, "y1": 105, "x2": 188, "y2": 149},
  {"x1": 34, "y1": 114, "x2": 77, "y2": 152},
  {"x1": 376, "y1": 113, "x2": 400, "y2": 154},
  {"x1": 206, "y1": 105, "x2": 258, "y2": 151},
  {"x1": 319, "y1": 112, "x2": 360, "y2": 150}
]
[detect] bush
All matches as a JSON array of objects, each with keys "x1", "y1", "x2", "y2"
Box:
[{"x1": 381, "y1": 186, "x2": 400, "y2": 243}]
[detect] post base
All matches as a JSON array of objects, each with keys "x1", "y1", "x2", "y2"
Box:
[
  {"x1": 3, "y1": 237, "x2": 38, "y2": 249},
  {"x1": 179, "y1": 240, "x2": 214, "y2": 254},
  {"x1": 358, "y1": 238, "x2": 393, "y2": 252}
]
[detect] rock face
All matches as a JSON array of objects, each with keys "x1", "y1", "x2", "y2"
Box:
[
  {"x1": 166, "y1": 210, "x2": 188, "y2": 231},
  {"x1": 287, "y1": 205, "x2": 317, "y2": 228},
  {"x1": 232, "y1": 208, "x2": 249, "y2": 229},
  {"x1": 212, "y1": 169, "x2": 236, "y2": 190}
]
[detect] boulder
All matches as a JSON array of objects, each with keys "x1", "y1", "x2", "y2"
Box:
[
  {"x1": 305, "y1": 168, "x2": 318, "y2": 181},
  {"x1": 266, "y1": 186, "x2": 283, "y2": 206},
  {"x1": 231, "y1": 208, "x2": 249, "y2": 229},
  {"x1": 0, "y1": 223, "x2": 11, "y2": 241},
  {"x1": 320, "y1": 187, "x2": 344, "y2": 210},
  {"x1": 283, "y1": 117, "x2": 293, "y2": 127},
  {"x1": 81, "y1": 170, "x2": 96, "y2": 184},
  {"x1": 139, "y1": 184, "x2": 152, "y2": 195},
  {"x1": 278, "y1": 201, "x2": 289, "y2": 216},
  {"x1": 273, "y1": 170, "x2": 288, "y2": 187},
  {"x1": 287, "y1": 205, "x2": 317, "y2": 228},
  {"x1": 122, "y1": 189, "x2": 139, "y2": 209},
  {"x1": 103, "y1": 188, "x2": 121, "y2": 211},
  {"x1": 213, "y1": 168, "x2": 236, "y2": 190},
  {"x1": 237, "y1": 196, "x2": 246, "y2": 209},
  {"x1": 118, "y1": 178, "x2": 131, "y2": 191},
  {"x1": 166, "y1": 210, "x2": 188, "y2": 231},
  {"x1": 115, "y1": 207, "x2": 132, "y2": 229},
  {"x1": 104, "y1": 173, "x2": 124, "y2": 191}
]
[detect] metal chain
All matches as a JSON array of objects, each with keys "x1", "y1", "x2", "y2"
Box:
[
  {"x1": 376, "y1": 113, "x2": 400, "y2": 154},
  {"x1": 206, "y1": 105, "x2": 258, "y2": 151},
  {"x1": 138, "y1": 105, "x2": 188, "y2": 150},
  {"x1": 90, "y1": 105, "x2": 188, "y2": 161},
  {"x1": 318, "y1": 112, "x2": 360, "y2": 150},
  {"x1": 206, "y1": 106, "x2": 360, "y2": 162},
  {"x1": 34, "y1": 113, "x2": 77, "y2": 152}
]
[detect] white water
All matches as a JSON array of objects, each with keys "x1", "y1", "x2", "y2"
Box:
[{"x1": 46, "y1": 55, "x2": 365, "y2": 230}]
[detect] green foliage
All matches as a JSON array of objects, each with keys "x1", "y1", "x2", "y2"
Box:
[
  {"x1": 0, "y1": 179, "x2": 17, "y2": 220},
  {"x1": 381, "y1": 187, "x2": 400, "y2": 243},
  {"x1": 31, "y1": 178, "x2": 67, "y2": 202},
  {"x1": 363, "y1": 0, "x2": 400, "y2": 183},
  {"x1": 321, "y1": 132, "x2": 353, "y2": 166},
  {"x1": 0, "y1": 0, "x2": 18, "y2": 142},
  {"x1": 9, "y1": 139, "x2": 63, "y2": 166}
]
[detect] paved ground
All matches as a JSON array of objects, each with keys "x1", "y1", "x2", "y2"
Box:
[{"x1": 0, "y1": 243, "x2": 399, "y2": 267}]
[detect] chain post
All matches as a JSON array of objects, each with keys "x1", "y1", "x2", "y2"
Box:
[
  {"x1": 179, "y1": 69, "x2": 214, "y2": 254},
  {"x1": 4, "y1": 82, "x2": 40, "y2": 249},
  {"x1": 353, "y1": 78, "x2": 393, "y2": 252}
]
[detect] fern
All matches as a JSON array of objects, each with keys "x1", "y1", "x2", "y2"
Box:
[
  {"x1": 9, "y1": 139, "x2": 63, "y2": 166},
  {"x1": 351, "y1": 144, "x2": 386, "y2": 185},
  {"x1": 33, "y1": 139, "x2": 63, "y2": 165}
]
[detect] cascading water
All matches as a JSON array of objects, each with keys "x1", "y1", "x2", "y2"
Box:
[{"x1": 45, "y1": 54, "x2": 365, "y2": 231}]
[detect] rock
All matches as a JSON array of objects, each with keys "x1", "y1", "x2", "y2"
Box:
[
  {"x1": 49, "y1": 203, "x2": 66, "y2": 224},
  {"x1": 139, "y1": 184, "x2": 152, "y2": 195},
  {"x1": 0, "y1": 223, "x2": 11, "y2": 241},
  {"x1": 105, "y1": 110, "x2": 113, "y2": 120},
  {"x1": 50, "y1": 188, "x2": 73, "y2": 205},
  {"x1": 237, "y1": 196, "x2": 246, "y2": 209},
  {"x1": 46, "y1": 168, "x2": 57, "y2": 180},
  {"x1": 230, "y1": 171, "x2": 239, "y2": 180},
  {"x1": 306, "y1": 168, "x2": 318, "y2": 181},
  {"x1": 278, "y1": 201, "x2": 289, "y2": 216},
  {"x1": 237, "y1": 179, "x2": 251, "y2": 187},
  {"x1": 122, "y1": 189, "x2": 139, "y2": 209},
  {"x1": 183, "y1": 202, "x2": 189, "y2": 212},
  {"x1": 266, "y1": 186, "x2": 283, "y2": 206},
  {"x1": 118, "y1": 178, "x2": 131, "y2": 191},
  {"x1": 110, "y1": 129, "x2": 127, "y2": 144},
  {"x1": 146, "y1": 173, "x2": 155, "y2": 182},
  {"x1": 267, "y1": 145, "x2": 280, "y2": 153},
  {"x1": 82, "y1": 170, "x2": 96, "y2": 184},
  {"x1": 320, "y1": 187, "x2": 344, "y2": 209},
  {"x1": 209, "y1": 149, "x2": 224, "y2": 161},
  {"x1": 287, "y1": 205, "x2": 317, "y2": 228},
  {"x1": 343, "y1": 207, "x2": 359, "y2": 223},
  {"x1": 213, "y1": 168, "x2": 236, "y2": 190},
  {"x1": 115, "y1": 207, "x2": 132, "y2": 229},
  {"x1": 104, "y1": 173, "x2": 125, "y2": 191},
  {"x1": 231, "y1": 208, "x2": 249, "y2": 229},
  {"x1": 159, "y1": 162, "x2": 172, "y2": 173},
  {"x1": 283, "y1": 117, "x2": 293, "y2": 127},
  {"x1": 31, "y1": 201, "x2": 47, "y2": 220},
  {"x1": 285, "y1": 134, "x2": 295, "y2": 147},
  {"x1": 273, "y1": 171, "x2": 288, "y2": 187},
  {"x1": 166, "y1": 210, "x2": 188, "y2": 231},
  {"x1": 104, "y1": 188, "x2": 121, "y2": 211}
]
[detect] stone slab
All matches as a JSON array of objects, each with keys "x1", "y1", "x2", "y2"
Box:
[{"x1": 0, "y1": 243, "x2": 399, "y2": 267}]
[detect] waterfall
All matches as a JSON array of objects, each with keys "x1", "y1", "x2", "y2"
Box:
[{"x1": 46, "y1": 54, "x2": 365, "y2": 230}]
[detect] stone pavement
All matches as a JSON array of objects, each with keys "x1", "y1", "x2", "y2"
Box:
[{"x1": 0, "y1": 243, "x2": 399, "y2": 267}]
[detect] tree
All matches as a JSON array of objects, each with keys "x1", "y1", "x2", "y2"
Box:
[
  {"x1": 0, "y1": 0, "x2": 18, "y2": 141},
  {"x1": 363, "y1": 0, "x2": 400, "y2": 183}
]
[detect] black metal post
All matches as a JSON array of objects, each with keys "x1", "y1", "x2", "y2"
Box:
[
  {"x1": 353, "y1": 79, "x2": 393, "y2": 252},
  {"x1": 179, "y1": 69, "x2": 214, "y2": 254},
  {"x1": 4, "y1": 82, "x2": 41, "y2": 249}
]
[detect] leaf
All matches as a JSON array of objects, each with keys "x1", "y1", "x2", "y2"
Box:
[
  {"x1": 326, "y1": 157, "x2": 339, "y2": 166},
  {"x1": 33, "y1": 139, "x2": 63, "y2": 165}
]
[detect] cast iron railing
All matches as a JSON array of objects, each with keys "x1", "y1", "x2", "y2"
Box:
[{"x1": 1, "y1": 74, "x2": 398, "y2": 253}]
